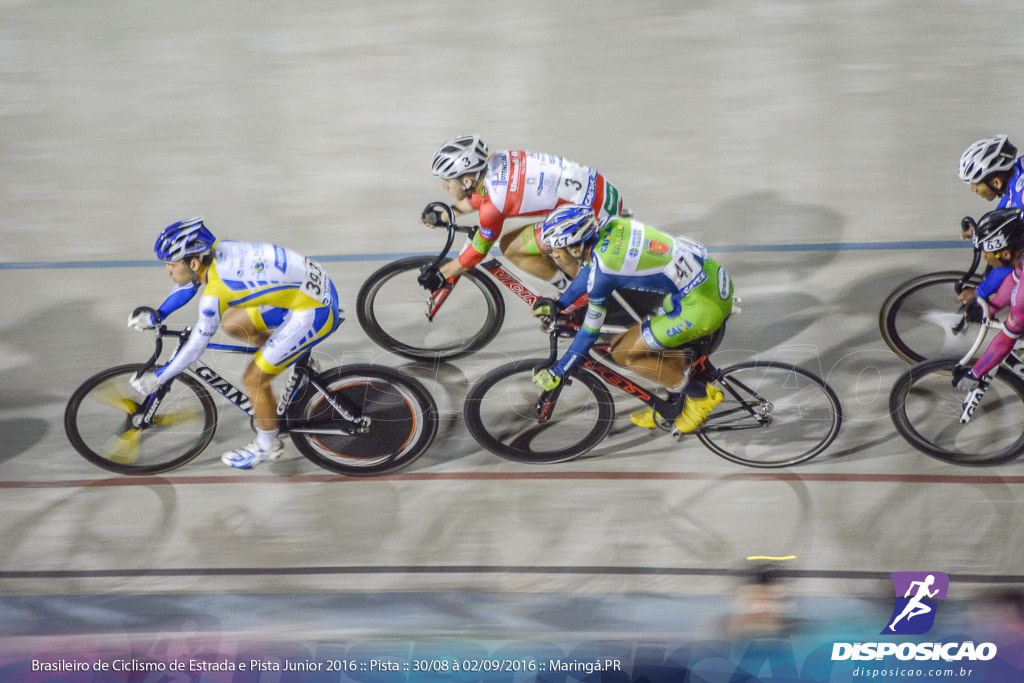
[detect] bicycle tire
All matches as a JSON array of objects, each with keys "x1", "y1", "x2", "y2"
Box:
[
  {"x1": 64, "y1": 364, "x2": 217, "y2": 475},
  {"x1": 696, "y1": 361, "x2": 842, "y2": 467},
  {"x1": 287, "y1": 364, "x2": 439, "y2": 476},
  {"x1": 889, "y1": 357, "x2": 1024, "y2": 466},
  {"x1": 463, "y1": 358, "x2": 615, "y2": 463},
  {"x1": 879, "y1": 271, "x2": 984, "y2": 364},
  {"x1": 356, "y1": 255, "x2": 506, "y2": 361}
]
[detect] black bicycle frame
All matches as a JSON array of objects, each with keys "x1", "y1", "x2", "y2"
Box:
[{"x1": 534, "y1": 324, "x2": 769, "y2": 432}]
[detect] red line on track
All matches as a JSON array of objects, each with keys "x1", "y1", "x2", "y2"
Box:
[{"x1": 3, "y1": 471, "x2": 1024, "y2": 489}]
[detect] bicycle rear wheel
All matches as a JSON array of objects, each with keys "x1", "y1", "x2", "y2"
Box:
[
  {"x1": 879, "y1": 271, "x2": 984, "y2": 364},
  {"x1": 287, "y1": 364, "x2": 438, "y2": 476},
  {"x1": 697, "y1": 361, "x2": 842, "y2": 467},
  {"x1": 64, "y1": 364, "x2": 217, "y2": 474},
  {"x1": 356, "y1": 256, "x2": 505, "y2": 361},
  {"x1": 463, "y1": 359, "x2": 615, "y2": 463},
  {"x1": 889, "y1": 357, "x2": 1024, "y2": 466}
]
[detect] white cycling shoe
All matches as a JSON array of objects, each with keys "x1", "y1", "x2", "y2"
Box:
[{"x1": 221, "y1": 439, "x2": 285, "y2": 469}]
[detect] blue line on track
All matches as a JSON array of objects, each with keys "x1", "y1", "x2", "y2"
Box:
[{"x1": 0, "y1": 241, "x2": 967, "y2": 271}]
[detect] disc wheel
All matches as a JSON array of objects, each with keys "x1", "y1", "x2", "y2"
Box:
[{"x1": 287, "y1": 364, "x2": 439, "y2": 475}]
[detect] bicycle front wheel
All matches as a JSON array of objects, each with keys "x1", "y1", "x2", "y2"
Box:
[
  {"x1": 879, "y1": 271, "x2": 984, "y2": 364},
  {"x1": 697, "y1": 361, "x2": 842, "y2": 467},
  {"x1": 64, "y1": 364, "x2": 217, "y2": 474},
  {"x1": 356, "y1": 256, "x2": 505, "y2": 361},
  {"x1": 463, "y1": 359, "x2": 615, "y2": 463},
  {"x1": 287, "y1": 364, "x2": 439, "y2": 476},
  {"x1": 889, "y1": 357, "x2": 1024, "y2": 466}
]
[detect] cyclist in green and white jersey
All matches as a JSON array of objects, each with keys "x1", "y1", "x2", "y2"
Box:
[{"x1": 530, "y1": 205, "x2": 733, "y2": 433}]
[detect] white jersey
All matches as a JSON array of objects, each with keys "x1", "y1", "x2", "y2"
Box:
[{"x1": 481, "y1": 150, "x2": 600, "y2": 216}]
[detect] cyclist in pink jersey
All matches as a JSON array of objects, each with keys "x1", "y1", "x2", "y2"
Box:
[
  {"x1": 418, "y1": 134, "x2": 624, "y2": 293},
  {"x1": 952, "y1": 208, "x2": 1024, "y2": 392}
]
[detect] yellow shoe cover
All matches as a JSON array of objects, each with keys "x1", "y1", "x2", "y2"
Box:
[
  {"x1": 630, "y1": 407, "x2": 658, "y2": 429},
  {"x1": 674, "y1": 383, "x2": 724, "y2": 433}
]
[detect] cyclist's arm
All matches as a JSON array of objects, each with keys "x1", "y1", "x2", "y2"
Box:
[
  {"x1": 551, "y1": 269, "x2": 615, "y2": 376},
  {"x1": 153, "y1": 294, "x2": 222, "y2": 384},
  {"x1": 442, "y1": 201, "x2": 506, "y2": 276},
  {"x1": 156, "y1": 283, "x2": 199, "y2": 321},
  {"x1": 971, "y1": 283, "x2": 1024, "y2": 377},
  {"x1": 974, "y1": 266, "x2": 1014, "y2": 302},
  {"x1": 557, "y1": 264, "x2": 591, "y2": 310}
]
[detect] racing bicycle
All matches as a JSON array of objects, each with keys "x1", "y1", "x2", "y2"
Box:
[
  {"x1": 461, "y1": 319, "x2": 843, "y2": 468},
  {"x1": 878, "y1": 233, "x2": 986, "y2": 364},
  {"x1": 356, "y1": 202, "x2": 657, "y2": 361},
  {"x1": 889, "y1": 298, "x2": 1024, "y2": 466},
  {"x1": 64, "y1": 307, "x2": 439, "y2": 476}
]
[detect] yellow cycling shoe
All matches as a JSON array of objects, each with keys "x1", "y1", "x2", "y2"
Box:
[
  {"x1": 674, "y1": 383, "x2": 724, "y2": 433},
  {"x1": 630, "y1": 407, "x2": 658, "y2": 429}
]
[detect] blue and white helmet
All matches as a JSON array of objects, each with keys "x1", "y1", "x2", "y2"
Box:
[
  {"x1": 154, "y1": 217, "x2": 216, "y2": 261},
  {"x1": 959, "y1": 135, "x2": 1018, "y2": 184},
  {"x1": 431, "y1": 134, "x2": 489, "y2": 179},
  {"x1": 541, "y1": 204, "x2": 598, "y2": 249}
]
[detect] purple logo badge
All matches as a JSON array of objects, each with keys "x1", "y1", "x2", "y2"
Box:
[{"x1": 881, "y1": 572, "x2": 948, "y2": 635}]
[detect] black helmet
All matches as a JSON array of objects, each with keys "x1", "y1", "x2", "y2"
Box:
[{"x1": 975, "y1": 208, "x2": 1024, "y2": 253}]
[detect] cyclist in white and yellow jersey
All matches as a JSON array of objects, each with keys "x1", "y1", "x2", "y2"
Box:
[{"x1": 128, "y1": 218, "x2": 341, "y2": 469}]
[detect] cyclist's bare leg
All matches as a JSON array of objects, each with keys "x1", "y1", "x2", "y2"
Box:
[
  {"x1": 609, "y1": 326, "x2": 688, "y2": 389},
  {"x1": 499, "y1": 225, "x2": 576, "y2": 279},
  {"x1": 242, "y1": 360, "x2": 278, "y2": 431},
  {"x1": 221, "y1": 308, "x2": 270, "y2": 346}
]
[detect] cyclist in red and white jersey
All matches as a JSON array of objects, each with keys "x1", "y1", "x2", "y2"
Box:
[{"x1": 418, "y1": 134, "x2": 625, "y2": 293}]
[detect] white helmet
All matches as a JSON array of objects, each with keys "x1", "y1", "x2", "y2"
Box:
[
  {"x1": 431, "y1": 135, "x2": 489, "y2": 179},
  {"x1": 959, "y1": 135, "x2": 1018, "y2": 184},
  {"x1": 541, "y1": 204, "x2": 598, "y2": 249}
]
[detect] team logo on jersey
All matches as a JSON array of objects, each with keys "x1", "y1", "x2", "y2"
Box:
[
  {"x1": 648, "y1": 240, "x2": 670, "y2": 256},
  {"x1": 882, "y1": 572, "x2": 948, "y2": 635},
  {"x1": 253, "y1": 259, "x2": 267, "y2": 274},
  {"x1": 718, "y1": 267, "x2": 732, "y2": 300},
  {"x1": 1016, "y1": 175, "x2": 1024, "y2": 193}
]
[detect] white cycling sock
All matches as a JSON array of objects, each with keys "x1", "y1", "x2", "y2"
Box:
[{"x1": 256, "y1": 428, "x2": 279, "y2": 450}]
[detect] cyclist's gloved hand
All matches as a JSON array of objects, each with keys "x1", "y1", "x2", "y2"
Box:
[
  {"x1": 417, "y1": 266, "x2": 446, "y2": 292},
  {"x1": 130, "y1": 371, "x2": 161, "y2": 396},
  {"x1": 127, "y1": 310, "x2": 157, "y2": 331},
  {"x1": 532, "y1": 297, "x2": 562, "y2": 323},
  {"x1": 421, "y1": 205, "x2": 447, "y2": 228},
  {"x1": 962, "y1": 216, "x2": 977, "y2": 241},
  {"x1": 951, "y1": 365, "x2": 983, "y2": 392},
  {"x1": 963, "y1": 300, "x2": 985, "y2": 324},
  {"x1": 532, "y1": 367, "x2": 562, "y2": 392}
]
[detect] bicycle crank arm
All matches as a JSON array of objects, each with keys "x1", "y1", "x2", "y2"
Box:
[
  {"x1": 307, "y1": 378, "x2": 370, "y2": 428},
  {"x1": 288, "y1": 425, "x2": 360, "y2": 436}
]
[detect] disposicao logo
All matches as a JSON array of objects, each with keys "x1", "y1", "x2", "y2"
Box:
[
  {"x1": 831, "y1": 571, "x2": 998, "y2": 663},
  {"x1": 882, "y1": 571, "x2": 948, "y2": 635}
]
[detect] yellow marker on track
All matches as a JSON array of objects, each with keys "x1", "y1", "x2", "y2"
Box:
[{"x1": 746, "y1": 555, "x2": 797, "y2": 561}]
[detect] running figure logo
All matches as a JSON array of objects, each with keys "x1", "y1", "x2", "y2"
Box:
[{"x1": 881, "y1": 572, "x2": 949, "y2": 635}]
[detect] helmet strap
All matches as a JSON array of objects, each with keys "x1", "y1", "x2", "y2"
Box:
[{"x1": 985, "y1": 176, "x2": 1008, "y2": 196}]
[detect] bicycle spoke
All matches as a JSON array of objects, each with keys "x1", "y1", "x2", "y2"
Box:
[{"x1": 697, "y1": 362, "x2": 841, "y2": 467}]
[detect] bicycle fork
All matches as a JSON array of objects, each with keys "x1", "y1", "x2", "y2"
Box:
[{"x1": 959, "y1": 374, "x2": 994, "y2": 424}]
